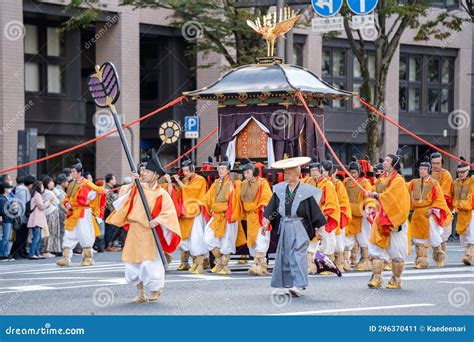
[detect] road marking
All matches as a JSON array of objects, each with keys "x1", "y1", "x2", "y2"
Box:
[
  {"x1": 7, "y1": 285, "x2": 55, "y2": 292},
  {"x1": 438, "y1": 281, "x2": 474, "y2": 284},
  {"x1": 272, "y1": 303, "x2": 436, "y2": 316},
  {"x1": 177, "y1": 274, "x2": 233, "y2": 280},
  {"x1": 403, "y1": 274, "x2": 474, "y2": 281}
]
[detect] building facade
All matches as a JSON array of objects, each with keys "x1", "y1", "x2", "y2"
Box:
[{"x1": 0, "y1": 0, "x2": 472, "y2": 181}]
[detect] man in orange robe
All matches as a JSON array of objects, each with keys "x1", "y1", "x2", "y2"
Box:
[
  {"x1": 56, "y1": 159, "x2": 106, "y2": 267},
  {"x1": 329, "y1": 166, "x2": 352, "y2": 273},
  {"x1": 107, "y1": 152, "x2": 181, "y2": 303},
  {"x1": 366, "y1": 152, "x2": 410, "y2": 289},
  {"x1": 452, "y1": 158, "x2": 474, "y2": 265},
  {"x1": 303, "y1": 161, "x2": 339, "y2": 275},
  {"x1": 203, "y1": 158, "x2": 242, "y2": 275},
  {"x1": 430, "y1": 152, "x2": 454, "y2": 253},
  {"x1": 239, "y1": 159, "x2": 272, "y2": 276},
  {"x1": 172, "y1": 159, "x2": 209, "y2": 274},
  {"x1": 407, "y1": 160, "x2": 453, "y2": 268},
  {"x1": 344, "y1": 158, "x2": 374, "y2": 271}
]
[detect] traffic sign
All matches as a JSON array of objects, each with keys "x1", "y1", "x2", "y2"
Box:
[
  {"x1": 312, "y1": 16, "x2": 344, "y2": 32},
  {"x1": 346, "y1": 0, "x2": 378, "y2": 15},
  {"x1": 312, "y1": 0, "x2": 343, "y2": 17},
  {"x1": 184, "y1": 116, "x2": 199, "y2": 139}
]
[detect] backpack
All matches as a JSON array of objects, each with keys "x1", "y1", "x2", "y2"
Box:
[{"x1": 25, "y1": 200, "x2": 36, "y2": 218}]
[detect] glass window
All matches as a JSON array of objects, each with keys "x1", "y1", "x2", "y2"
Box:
[
  {"x1": 25, "y1": 62, "x2": 40, "y2": 92},
  {"x1": 24, "y1": 25, "x2": 38, "y2": 54},
  {"x1": 332, "y1": 82, "x2": 346, "y2": 108},
  {"x1": 408, "y1": 87, "x2": 420, "y2": 111},
  {"x1": 408, "y1": 57, "x2": 421, "y2": 81},
  {"x1": 322, "y1": 50, "x2": 330, "y2": 77},
  {"x1": 428, "y1": 58, "x2": 440, "y2": 82},
  {"x1": 332, "y1": 51, "x2": 345, "y2": 77},
  {"x1": 47, "y1": 64, "x2": 62, "y2": 93},
  {"x1": 353, "y1": 83, "x2": 362, "y2": 109},
  {"x1": 428, "y1": 88, "x2": 440, "y2": 113},
  {"x1": 47, "y1": 27, "x2": 63, "y2": 57},
  {"x1": 399, "y1": 57, "x2": 407, "y2": 80},
  {"x1": 440, "y1": 88, "x2": 449, "y2": 112},
  {"x1": 353, "y1": 55, "x2": 375, "y2": 79},
  {"x1": 399, "y1": 86, "x2": 407, "y2": 111},
  {"x1": 441, "y1": 59, "x2": 450, "y2": 83}
]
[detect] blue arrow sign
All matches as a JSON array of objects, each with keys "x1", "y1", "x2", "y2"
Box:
[
  {"x1": 312, "y1": 0, "x2": 343, "y2": 17},
  {"x1": 346, "y1": 0, "x2": 378, "y2": 15}
]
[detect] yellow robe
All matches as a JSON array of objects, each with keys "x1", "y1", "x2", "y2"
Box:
[
  {"x1": 240, "y1": 177, "x2": 272, "y2": 248},
  {"x1": 303, "y1": 176, "x2": 340, "y2": 232},
  {"x1": 63, "y1": 177, "x2": 105, "y2": 236},
  {"x1": 202, "y1": 176, "x2": 242, "y2": 239},
  {"x1": 432, "y1": 168, "x2": 454, "y2": 209},
  {"x1": 370, "y1": 172, "x2": 410, "y2": 249},
  {"x1": 407, "y1": 177, "x2": 453, "y2": 239},
  {"x1": 106, "y1": 184, "x2": 181, "y2": 264},
  {"x1": 453, "y1": 176, "x2": 474, "y2": 236},
  {"x1": 344, "y1": 177, "x2": 373, "y2": 236},
  {"x1": 177, "y1": 174, "x2": 208, "y2": 240},
  {"x1": 331, "y1": 177, "x2": 352, "y2": 234}
]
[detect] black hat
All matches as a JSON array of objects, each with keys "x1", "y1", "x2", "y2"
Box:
[
  {"x1": 386, "y1": 149, "x2": 402, "y2": 171},
  {"x1": 308, "y1": 158, "x2": 320, "y2": 170},
  {"x1": 24, "y1": 175, "x2": 36, "y2": 186},
  {"x1": 71, "y1": 159, "x2": 83, "y2": 172},
  {"x1": 321, "y1": 160, "x2": 334, "y2": 173},
  {"x1": 419, "y1": 156, "x2": 431, "y2": 171},
  {"x1": 430, "y1": 152, "x2": 443, "y2": 160},
  {"x1": 219, "y1": 156, "x2": 231, "y2": 169},
  {"x1": 349, "y1": 156, "x2": 362, "y2": 174},
  {"x1": 1, "y1": 182, "x2": 13, "y2": 189},
  {"x1": 374, "y1": 158, "x2": 384, "y2": 172},
  {"x1": 203, "y1": 156, "x2": 214, "y2": 165},
  {"x1": 145, "y1": 148, "x2": 165, "y2": 176},
  {"x1": 457, "y1": 156, "x2": 470, "y2": 172},
  {"x1": 182, "y1": 157, "x2": 195, "y2": 172},
  {"x1": 239, "y1": 158, "x2": 253, "y2": 172}
]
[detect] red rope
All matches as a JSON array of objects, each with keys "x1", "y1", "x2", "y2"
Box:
[
  {"x1": 0, "y1": 96, "x2": 187, "y2": 175},
  {"x1": 164, "y1": 128, "x2": 218, "y2": 168},
  {"x1": 358, "y1": 97, "x2": 473, "y2": 168},
  {"x1": 103, "y1": 127, "x2": 218, "y2": 192},
  {"x1": 296, "y1": 92, "x2": 369, "y2": 195}
]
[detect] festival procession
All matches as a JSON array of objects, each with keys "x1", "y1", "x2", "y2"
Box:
[{"x1": 0, "y1": 0, "x2": 473, "y2": 318}]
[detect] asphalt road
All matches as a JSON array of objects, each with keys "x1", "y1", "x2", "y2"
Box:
[{"x1": 0, "y1": 242, "x2": 472, "y2": 316}]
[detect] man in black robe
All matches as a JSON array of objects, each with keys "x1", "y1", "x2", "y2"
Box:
[{"x1": 262, "y1": 157, "x2": 326, "y2": 297}]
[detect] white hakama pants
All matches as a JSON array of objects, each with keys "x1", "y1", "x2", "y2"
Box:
[
  {"x1": 204, "y1": 218, "x2": 238, "y2": 255},
  {"x1": 62, "y1": 208, "x2": 96, "y2": 252},
  {"x1": 344, "y1": 216, "x2": 371, "y2": 249},
  {"x1": 179, "y1": 213, "x2": 208, "y2": 257},
  {"x1": 460, "y1": 213, "x2": 474, "y2": 246},
  {"x1": 368, "y1": 221, "x2": 409, "y2": 261},
  {"x1": 248, "y1": 227, "x2": 270, "y2": 257},
  {"x1": 412, "y1": 216, "x2": 444, "y2": 247},
  {"x1": 125, "y1": 249, "x2": 165, "y2": 292}
]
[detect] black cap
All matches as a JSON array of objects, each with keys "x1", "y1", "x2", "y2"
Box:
[
  {"x1": 145, "y1": 148, "x2": 165, "y2": 176},
  {"x1": 203, "y1": 156, "x2": 214, "y2": 165},
  {"x1": 374, "y1": 158, "x2": 384, "y2": 172},
  {"x1": 419, "y1": 156, "x2": 431, "y2": 170},
  {"x1": 321, "y1": 160, "x2": 333, "y2": 173},
  {"x1": 239, "y1": 158, "x2": 253, "y2": 172},
  {"x1": 308, "y1": 159, "x2": 320, "y2": 170},
  {"x1": 457, "y1": 156, "x2": 470, "y2": 172},
  {"x1": 349, "y1": 156, "x2": 362, "y2": 173},
  {"x1": 386, "y1": 149, "x2": 402, "y2": 171},
  {"x1": 182, "y1": 157, "x2": 194, "y2": 169},
  {"x1": 71, "y1": 159, "x2": 83, "y2": 172},
  {"x1": 219, "y1": 155, "x2": 231, "y2": 169}
]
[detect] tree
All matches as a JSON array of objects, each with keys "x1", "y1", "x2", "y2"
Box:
[
  {"x1": 338, "y1": 0, "x2": 467, "y2": 161},
  {"x1": 66, "y1": 0, "x2": 468, "y2": 161}
]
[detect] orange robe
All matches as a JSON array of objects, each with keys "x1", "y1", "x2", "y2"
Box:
[
  {"x1": 303, "y1": 176, "x2": 339, "y2": 232},
  {"x1": 63, "y1": 177, "x2": 106, "y2": 237},
  {"x1": 369, "y1": 172, "x2": 410, "y2": 249},
  {"x1": 344, "y1": 177, "x2": 373, "y2": 236},
  {"x1": 432, "y1": 169, "x2": 454, "y2": 210},
  {"x1": 202, "y1": 176, "x2": 242, "y2": 240},
  {"x1": 453, "y1": 176, "x2": 474, "y2": 236},
  {"x1": 176, "y1": 174, "x2": 209, "y2": 240},
  {"x1": 331, "y1": 177, "x2": 352, "y2": 234},
  {"x1": 407, "y1": 177, "x2": 453, "y2": 240},
  {"x1": 106, "y1": 184, "x2": 181, "y2": 263},
  {"x1": 240, "y1": 177, "x2": 272, "y2": 249}
]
